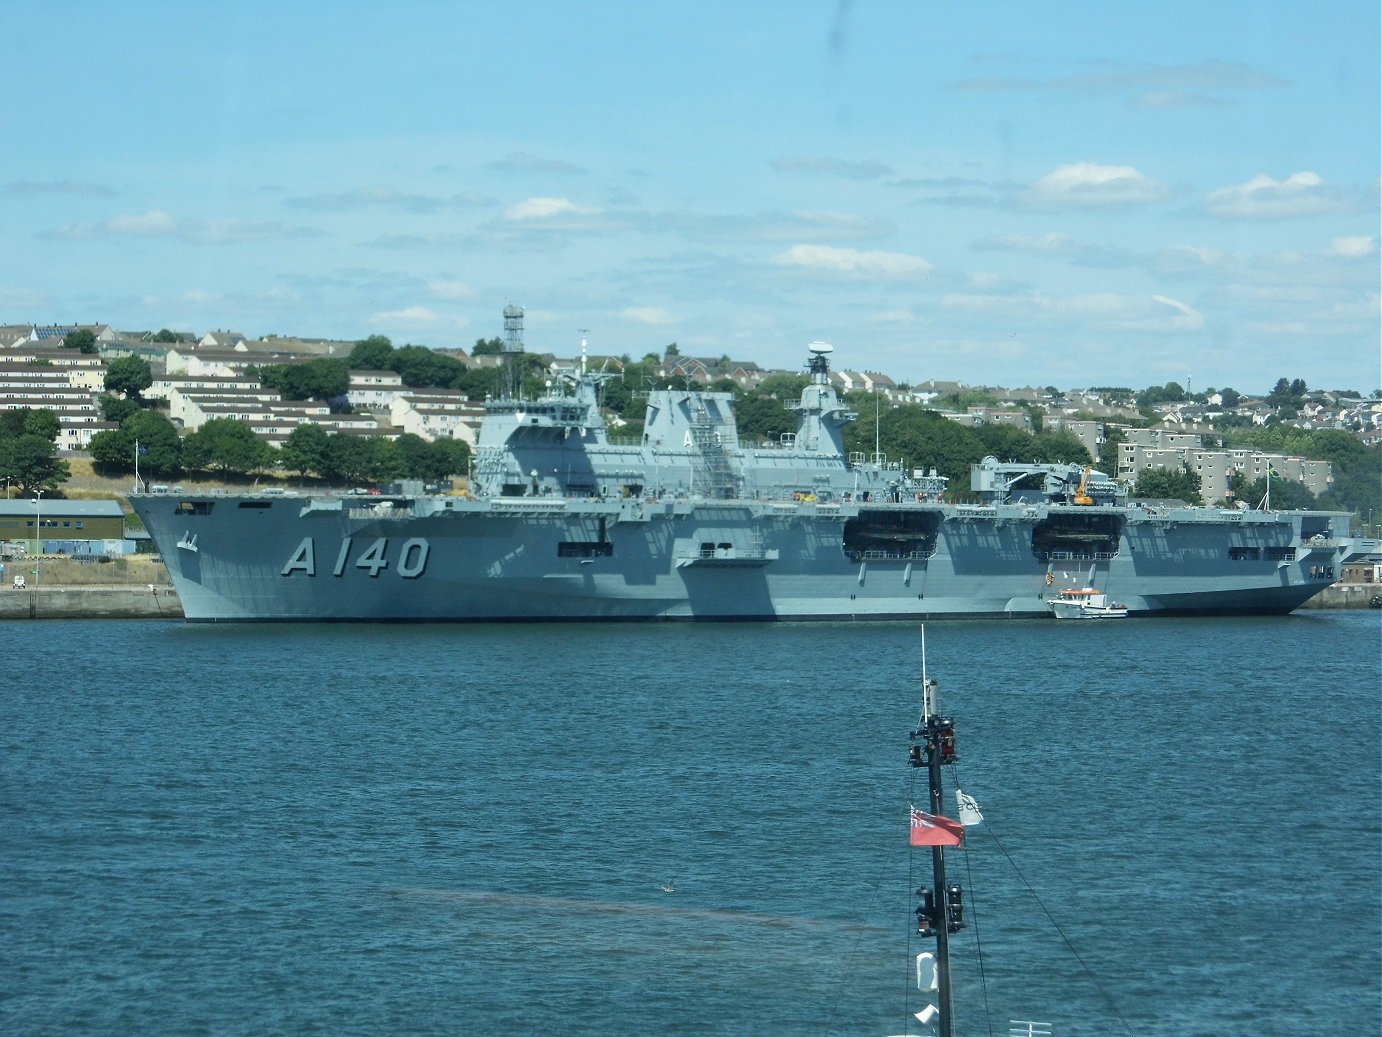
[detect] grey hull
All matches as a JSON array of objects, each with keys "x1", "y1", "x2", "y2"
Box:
[{"x1": 132, "y1": 493, "x2": 1358, "y2": 622}]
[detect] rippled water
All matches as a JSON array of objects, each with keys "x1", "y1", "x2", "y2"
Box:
[{"x1": 2, "y1": 613, "x2": 1378, "y2": 1035}]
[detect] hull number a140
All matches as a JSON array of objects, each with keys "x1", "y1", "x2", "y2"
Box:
[{"x1": 281, "y1": 537, "x2": 430, "y2": 579}]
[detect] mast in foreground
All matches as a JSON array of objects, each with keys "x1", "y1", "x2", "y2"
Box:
[{"x1": 907, "y1": 665, "x2": 966, "y2": 1035}]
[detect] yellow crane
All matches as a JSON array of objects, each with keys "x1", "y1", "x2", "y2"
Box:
[{"x1": 1073, "y1": 465, "x2": 1095, "y2": 505}]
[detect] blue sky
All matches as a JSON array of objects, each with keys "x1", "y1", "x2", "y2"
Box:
[{"x1": 3, "y1": 1, "x2": 1378, "y2": 394}]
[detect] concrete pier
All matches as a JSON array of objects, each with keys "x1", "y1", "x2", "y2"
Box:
[{"x1": 0, "y1": 584, "x2": 183, "y2": 619}]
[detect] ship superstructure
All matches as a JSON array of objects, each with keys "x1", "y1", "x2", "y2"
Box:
[{"x1": 131, "y1": 339, "x2": 1372, "y2": 622}]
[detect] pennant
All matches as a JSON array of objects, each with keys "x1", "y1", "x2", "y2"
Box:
[
  {"x1": 956, "y1": 789, "x2": 983, "y2": 826},
  {"x1": 910, "y1": 806, "x2": 964, "y2": 847}
]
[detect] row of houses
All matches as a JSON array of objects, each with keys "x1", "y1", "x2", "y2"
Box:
[
  {"x1": 1118, "y1": 428, "x2": 1333, "y2": 502},
  {"x1": 0, "y1": 337, "x2": 484, "y2": 449},
  {"x1": 0, "y1": 325, "x2": 1360, "y2": 501}
]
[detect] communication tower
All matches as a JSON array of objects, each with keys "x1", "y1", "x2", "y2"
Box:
[{"x1": 501, "y1": 304, "x2": 524, "y2": 398}]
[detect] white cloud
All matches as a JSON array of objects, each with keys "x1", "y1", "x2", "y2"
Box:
[
  {"x1": 1204, "y1": 172, "x2": 1341, "y2": 219},
  {"x1": 972, "y1": 232, "x2": 1080, "y2": 256},
  {"x1": 865, "y1": 308, "x2": 918, "y2": 326},
  {"x1": 290, "y1": 186, "x2": 450, "y2": 213},
  {"x1": 0, "y1": 286, "x2": 49, "y2": 308},
  {"x1": 1329, "y1": 236, "x2": 1377, "y2": 258},
  {"x1": 4, "y1": 179, "x2": 116, "y2": 197},
  {"x1": 108, "y1": 210, "x2": 179, "y2": 236},
  {"x1": 504, "y1": 197, "x2": 599, "y2": 221},
  {"x1": 1154, "y1": 244, "x2": 1227, "y2": 270},
  {"x1": 1026, "y1": 163, "x2": 1169, "y2": 207},
  {"x1": 620, "y1": 307, "x2": 676, "y2": 326},
  {"x1": 373, "y1": 306, "x2": 441, "y2": 325},
  {"x1": 657, "y1": 209, "x2": 891, "y2": 244},
  {"x1": 773, "y1": 244, "x2": 933, "y2": 278},
  {"x1": 770, "y1": 156, "x2": 893, "y2": 180},
  {"x1": 1150, "y1": 294, "x2": 1205, "y2": 330},
  {"x1": 941, "y1": 290, "x2": 1203, "y2": 331},
  {"x1": 427, "y1": 279, "x2": 474, "y2": 300},
  {"x1": 54, "y1": 210, "x2": 319, "y2": 242}
]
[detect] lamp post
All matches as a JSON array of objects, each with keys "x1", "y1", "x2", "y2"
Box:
[
  {"x1": 31, "y1": 489, "x2": 43, "y2": 557},
  {"x1": 30, "y1": 489, "x2": 43, "y2": 602}
]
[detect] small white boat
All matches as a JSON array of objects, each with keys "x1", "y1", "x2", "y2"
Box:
[{"x1": 1047, "y1": 586, "x2": 1128, "y2": 620}]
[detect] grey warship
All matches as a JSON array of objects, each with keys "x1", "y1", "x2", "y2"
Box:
[{"x1": 132, "y1": 341, "x2": 1369, "y2": 622}]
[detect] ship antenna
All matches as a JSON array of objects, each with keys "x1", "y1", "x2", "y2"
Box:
[{"x1": 579, "y1": 329, "x2": 589, "y2": 377}]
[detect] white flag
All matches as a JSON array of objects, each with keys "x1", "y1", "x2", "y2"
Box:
[{"x1": 956, "y1": 789, "x2": 983, "y2": 826}]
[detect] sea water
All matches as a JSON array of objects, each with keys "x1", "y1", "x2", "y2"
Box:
[{"x1": 2, "y1": 613, "x2": 1378, "y2": 1036}]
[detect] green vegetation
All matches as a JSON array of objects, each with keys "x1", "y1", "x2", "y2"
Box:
[
  {"x1": 104, "y1": 356, "x2": 154, "y2": 401},
  {"x1": 0, "y1": 408, "x2": 71, "y2": 496},
  {"x1": 87, "y1": 410, "x2": 471, "y2": 488},
  {"x1": 254, "y1": 358, "x2": 350, "y2": 402},
  {"x1": 61, "y1": 328, "x2": 98, "y2": 354},
  {"x1": 1131, "y1": 466, "x2": 1203, "y2": 504}
]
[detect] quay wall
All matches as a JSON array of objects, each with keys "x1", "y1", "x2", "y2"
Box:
[
  {"x1": 1299, "y1": 583, "x2": 1377, "y2": 609},
  {"x1": 0, "y1": 585, "x2": 182, "y2": 619}
]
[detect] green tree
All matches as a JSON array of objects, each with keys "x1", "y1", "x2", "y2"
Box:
[
  {"x1": 940, "y1": 389, "x2": 1000, "y2": 411},
  {"x1": 357, "y1": 437, "x2": 401, "y2": 483},
  {"x1": 392, "y1": 345, "x2": 467, "y2": 389},
  {"x1": 22, "y1": 408, "x2": 60, "y2": 442},
  {"x1": 280, "y1": 423, "x2": 331, "y2": 478},
  {"x1": 755, "y1": 373, "x2": 810, "y2": 401},
  {"x1": 734, "y1": 393, "x2": 796, "y2": 442},
  {"x1": 105, "y1": 356, "x2": 154, "y2": 400},
  {"x1": 394, "y1": 434, "x2": 468, "y2": 482},
  {"x1": 470, "y1": 337, "x2": 503, "y2": 356},
  {"x1": 1131, "y1": 465, "x2": 1202, "y2": 504},
  {"x1": 433, "y1": 438, "x2": 470, "y2": 480},
  {"x1": 61, "y1": 328, "x2": 98, "y2": 353},
  {"x1": 456, "y1": 366, "x2": 502, "y2": 401},
  {"x1": 322, "y1": 436, "x2": 400, "y2": 484},
  {"x1": 87, "y1": 428, "x2": 133, "y2": 471},
  {"x1": 153, "y1": 328, "x2": 181, "y2": 343},
  {"x1": 6, "y1": 434, "x2": 71, "y2": 496},
  {"x1": 182, "y1": 419, "x2": 275, "y2": 476},
  {"x1": 848, "y1": 405, "x2": 986, "y2": 491},
  {"x1": 1234, "y1": 473, "x2": 1318, "y2": 511},
  {"x1": 0, "y1": 407, "x2": 58, "y2": 439},
  {"x1": 972, "y1": 423, "x2": 1036, "y2": 461},
  {"x1": 98, "y1": 394, "x2": 141, "y2": 423},
  {"x1": 347, "y1": 335, "x2": 394, "y2": 370},
  {"x1": 259, "y1": 358, "x2": 350, "y2": 401},
  {"x1": 124, "y1": 410, "x2": 183, "y2": 479},
  {"x1": 1031, "y1": 428, "x2": 1092, "y2": 466}
]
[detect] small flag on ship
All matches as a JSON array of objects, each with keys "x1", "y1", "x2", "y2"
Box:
[
  {"x1": 956, "y1": 789, "x2": 983, "y2": 826},
  {"x1": 910, "y1": 806, "x2": 965, "y2": 847}
]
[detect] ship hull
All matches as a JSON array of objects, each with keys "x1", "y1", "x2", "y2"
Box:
[{"x1": 131, "y1": 493, "x2": 1353, "y2": 623}]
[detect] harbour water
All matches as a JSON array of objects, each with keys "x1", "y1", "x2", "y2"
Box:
[{"x1": 3, "y1": 613, "x2": 1378, "y2": 1036}]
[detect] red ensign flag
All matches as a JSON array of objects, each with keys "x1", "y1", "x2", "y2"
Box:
[{"x1": 910, "y1": 806, "x2": 965, "y2": 847}]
